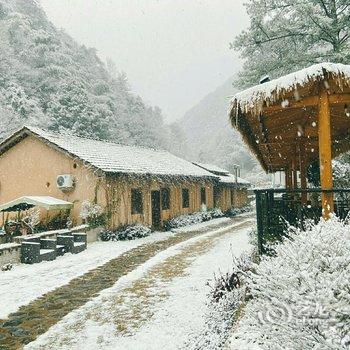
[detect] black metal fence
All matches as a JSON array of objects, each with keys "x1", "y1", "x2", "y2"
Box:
[{"x1": 255, "y1": 188, "x2": 350, "y2": 254}]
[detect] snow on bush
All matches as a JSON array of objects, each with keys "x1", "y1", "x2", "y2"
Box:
[
  {"x1": 230, "y1": 217, "x2": 350, "y2": 350},
  {"x1": 225, "y1": 204, "x2": 252, "y2": 217},
  {"x1": 100, "y1": 224, "x2": 151, "y2": 241},
  {"x1": 164, "y1": 208, "x2": 224, "y2": 230},
  {"x1": 185, "y1": 250, "x2": 256, "y2": 350},
  {"x1": 186, "y1": 288, "x2": 244, "y2": 350},
  {"x1": 80, "y1": 200, "x2": 106, "y2": 228}
]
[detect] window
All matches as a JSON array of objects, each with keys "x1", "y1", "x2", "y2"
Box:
[
  {"x1": 213, "y1": 187, "x2": 220, "y2": 207},
  {"x1": 182, "y1": 188, "x2": 190, "y2": 208},
  {"x1": 200, "y1": 187, "x2": 206, "y2": 205},
  {"x1": 161, "y1": 188, "x2": 170, "y2": 210},
  {"x1": 231, "y1": 189, "x2": 236, "y2": 206},
  {"x1": 131, "y1": 189, "x2": 143, "y2": 214}
]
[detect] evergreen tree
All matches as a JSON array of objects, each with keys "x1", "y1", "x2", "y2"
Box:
[
  {"x1": 0, "y1": 0, "x2": 170, "y2": 150},
  {"x1": 233, "y1": 0, "x2": 350, "y2": 88}
]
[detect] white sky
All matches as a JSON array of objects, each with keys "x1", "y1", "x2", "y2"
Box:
[{"x1": 40, "y1": 0, "x2": 249, "y2": 122}]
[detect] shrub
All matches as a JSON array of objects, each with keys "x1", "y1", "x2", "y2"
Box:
[
  {"x1": 100, "y1": 224, "x2": 151, "y2": 241},
  {"x1": 164, "y1": 208, "x2": 224, "y2": 230},
  {"x1": 225, "y1": 204, "x2": 252, "y2": 217},
  {"x1": 230, "y1": 217, "x2": 350, "y2": 350},
  {"x1": 80, "y1": 200, "x2": 106, "y2": 228}
]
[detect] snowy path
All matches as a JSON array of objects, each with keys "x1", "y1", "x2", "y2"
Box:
[
  {"x1": 25, "y1": 217, "x2": 254, "y2": 350},
  {"x1": 0, "y1": 218, "x2": 231, "y2": 320}
]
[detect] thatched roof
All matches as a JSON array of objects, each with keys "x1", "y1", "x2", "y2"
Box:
[{"x1": 229, "y1": 63, "x2": 350, "y2": 172}]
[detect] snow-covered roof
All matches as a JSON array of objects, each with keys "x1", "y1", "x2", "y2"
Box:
[
  {"x1": 192, "y1": 162, "x2": 250, "y2": 187},
  {"x1": 218, "y1": 174, "x2": 250, "y2": 187},
  {"x1": 231, "y1": 62, "x2": 350, "y2": 111},
  {"x1": 193, "y1": 162, "x2": 230, "y2": 175},
  {"x1": 0, "y1": 126, "x2": 217, "y2": 180}
]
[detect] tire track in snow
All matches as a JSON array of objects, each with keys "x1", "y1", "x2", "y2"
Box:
[
  {"x1": 25, "y1": 218, "x2": 254, "y2": 350},
  {"x1": 0, "y1": 216, "x2": 253, "y2": 350}
]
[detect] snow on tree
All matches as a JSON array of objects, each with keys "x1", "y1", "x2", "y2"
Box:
[
  {"x1": 229, "y1": 217, "x2": 350, "y2": 350},
  {"x1": 0, "y1": 0, "x2": 171, "y2": 150},
  {"x1": 232, "y1": 0, "x2": 350, "y2": 88}
]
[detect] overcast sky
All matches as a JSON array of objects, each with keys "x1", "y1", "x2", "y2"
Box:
[{"x1": 40, "y1": 0, "x2": 249, "y2": 122}]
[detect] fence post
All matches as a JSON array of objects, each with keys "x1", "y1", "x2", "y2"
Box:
[{"x1": 255, "y1": 190, "x2": 264, "y2": 254}]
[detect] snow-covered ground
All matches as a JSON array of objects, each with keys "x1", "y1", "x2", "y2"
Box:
[
  {"x1": 25, "y1": 218, "x2": 254, "y2": 349},
  {"x1": 0, "y1": 217, "x2": 230, "y2": 319}
]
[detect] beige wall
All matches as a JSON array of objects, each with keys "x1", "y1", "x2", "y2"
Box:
[
  {"x1": 106, "y1": 176, "x2": 214, "y2": 229},
  {"x1": 0, "y1": 135, "x2": 106, "y2": 226},
  {"x1": 215, "y1": 186, "x2": 249, "y2": 212}
]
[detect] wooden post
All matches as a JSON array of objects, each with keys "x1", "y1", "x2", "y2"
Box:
[
  {"x1": 291, "y1": 158, "x2": 298, "y2": 189},
  {"x1": 299, "y1": 142, "x2": 308, "y2": 205},
  {"x1": 318, "y1": 88, "x2": 334, "y2": 218},
  {"x1": 285, "y1": 167, "x2": 293, "y2": 189}
]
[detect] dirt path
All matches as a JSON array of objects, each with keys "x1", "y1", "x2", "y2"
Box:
[
  {"x1": 26, "y1": 218, "x2": 254, "y2": 350},
  {"x1": 0, "y1": 216, "x2": 253, "y2": 350}
]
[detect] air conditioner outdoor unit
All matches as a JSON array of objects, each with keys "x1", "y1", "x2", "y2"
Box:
[{"x1": 56, "y1": 174, "x2": 74, "y2": 189}]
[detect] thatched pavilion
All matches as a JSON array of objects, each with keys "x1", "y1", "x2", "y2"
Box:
[{"x1": 229, "y1": 63, "x2": 350, "y2": 251}]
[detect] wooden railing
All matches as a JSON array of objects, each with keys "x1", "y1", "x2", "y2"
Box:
[{"x1": 254, "y1": 188, "x2": 350, "y2": 254}]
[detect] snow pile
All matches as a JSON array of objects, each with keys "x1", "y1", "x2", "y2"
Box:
[
  {"x1": 100, "y1": 224, "x2": 152, "y2": 241},
  {"x1": 229, "y1": 217, "x2": 350, "y2": 349},
  {"x1": 164, "y1": 209, "x2": 224, "y2": 230},
  {"x1": 232, "y1": 62, "x2": 350, "y2": 110}
]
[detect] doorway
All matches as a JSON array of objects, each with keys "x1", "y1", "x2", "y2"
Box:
[{"x1": 151, "y1": 190, "x2": 161, "y2": 229}]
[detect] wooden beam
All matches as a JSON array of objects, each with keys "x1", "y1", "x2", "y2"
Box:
[
  {"x1": 328, "y1": 93, "x2": 350, "y2": 105},
  {"x1": 263, "y1": 95, "x2": 319, "y2": 113},
  {"x1": 318, "y1": 89, "x2": 334, "y2": 218},
  {"x1": 263, "y1": 93, "x2": 350, "y2": 114}
]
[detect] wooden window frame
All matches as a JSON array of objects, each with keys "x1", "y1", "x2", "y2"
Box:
[
  {"x1": 131, "y1": 188, "x2": 143, "y2": 214},
  {"x1": 182, "y1": 188, "x2": 190, "y2": 208},
  {"x1": 200, "y1": 187, "x2": 206, "y2": 205}
]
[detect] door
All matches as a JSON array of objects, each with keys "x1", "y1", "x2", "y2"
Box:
[{"x1": 151, "y1": 190, "x2": 161, "y2": 229}]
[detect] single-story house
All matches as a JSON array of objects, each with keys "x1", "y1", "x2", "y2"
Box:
[
  {"x1": 0, "y1": 126, "x2": 222, "y2": 230},
  {"x1": 193, "y1": 163, "x2": 250, "y2": 212},
  {"x1": 0, "y1": 127, "x2": 251, "y2": 230}
]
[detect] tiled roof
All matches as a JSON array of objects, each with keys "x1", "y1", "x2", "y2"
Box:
[
  {"x1": 0, "y1": 126, "x2": 217, "y2": 179},
  {"x1": 218, "y1": 174, "x2": 250, "y2": 187},
  {"x1": 193, "y1": 162, "x2": 230, "y2": 175},
  {"x1": 193, "y1": 162, "x2": 250, "y2": 187}
]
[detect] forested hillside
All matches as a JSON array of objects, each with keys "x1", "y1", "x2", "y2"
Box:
[
  {"x1": 177, "y1": 77, "x2": 265, "y2": 182},
  {"x1": 0, "y1": 0, "x2": 169, "y2": 148}
]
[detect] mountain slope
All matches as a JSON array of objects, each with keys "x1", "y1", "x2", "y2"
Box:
[
  {"x1": 0, "y1": 0, "x2": 168, "y2": 148},
  {"x1": 178, "y1": 76, "x2": 260, "y2": 176}
]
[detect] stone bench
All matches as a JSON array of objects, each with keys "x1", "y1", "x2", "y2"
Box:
[
  {"x1": 56, "y1": 232, "x2": 87, "y2": 254},
  {"x1": 21, "y1": 241, "x2": 56, "y2": 264}
]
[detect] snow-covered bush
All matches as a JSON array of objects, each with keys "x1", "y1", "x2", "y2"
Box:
[
  {"x1": 164, "y1": 209, "x2": 224, "y2": 230},
  {"x1": 100, "y1": 224, "x2": 151, "y2": 241},
  {"x1": 225, "y1": 204, "x2": 252, "y2": 217},
  {"x1": 186, "y1": 289, "x2": 245, "y2": 350},
  {"x1": 186, "y1": 249, "x2": 256, "y2": 350},
  {"x1": 22, "y1": 208, "x2": 40, "y2": 232},
  {"x1": 210, "y1": 250, "x2": 256, "y2": 302},
  {"x1": 210, "y1": 208, "x2": 225, "y2": 218},
  {"x1": 80, "y1": 200, "x2": 106, "y2": 228},
  {"x1": 230, "y1": 217, "x2": 350, "y2": 350}
]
